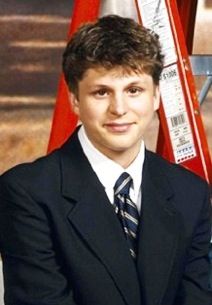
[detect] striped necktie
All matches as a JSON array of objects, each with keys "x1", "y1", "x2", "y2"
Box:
[{"x1": 114, "y1": 172, "x2": 139, "y2": 259}]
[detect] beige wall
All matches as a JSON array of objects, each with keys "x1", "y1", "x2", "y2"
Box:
[
  {"x1": 0, "y1": 0, "x2": 72, "y2": 174},
  {"x1": 193, "y1": 0, "x2": 212, "y2": 156}
]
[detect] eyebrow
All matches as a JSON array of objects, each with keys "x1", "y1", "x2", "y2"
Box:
[
  {"x1": 91, "y1": 79, "x2": 148, "y2": 88},
  {"x1": 125, "y1": 81, "x2": 147, "y2": 86}
]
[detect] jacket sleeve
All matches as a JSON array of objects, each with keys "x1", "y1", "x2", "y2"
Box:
[
  {"x1": 175, "y1": 183, "x2": 212, "y2": 305},
  {"x1": 0, "y1": 173, "x2": 78, "y2": 305}
]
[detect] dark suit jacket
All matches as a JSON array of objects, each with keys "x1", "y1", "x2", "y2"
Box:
[{"x1": 0, "y1": 130, "x2": 211, "y2": 305}]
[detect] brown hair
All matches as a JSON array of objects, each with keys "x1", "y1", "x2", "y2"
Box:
[{"x1": 63, "y1": 14, "x2": 164, "y2": 94}]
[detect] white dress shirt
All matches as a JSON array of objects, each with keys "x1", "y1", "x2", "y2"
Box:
[{"x1": 78, "y1": 126, "x2": 145, "y2": 213}]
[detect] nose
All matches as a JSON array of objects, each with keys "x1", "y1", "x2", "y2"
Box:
[{"x1": 109, "y1": 94, "x2": 127, "y2": 116}]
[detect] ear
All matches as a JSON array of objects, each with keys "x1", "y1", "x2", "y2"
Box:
[
  {"x1": 153, "y1": 86, "x2": 160, "y2": 111},
  {"x1": 69, "y1": 92, "x2": 80, "y2": 115}
]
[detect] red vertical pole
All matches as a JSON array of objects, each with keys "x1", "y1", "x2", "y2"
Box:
[
  {"x1": 47, "y1": 0, "x2": 100, "y2": 153},
  {"x1": 176, "y1": 0, "x2": 198, "y2": 54}
]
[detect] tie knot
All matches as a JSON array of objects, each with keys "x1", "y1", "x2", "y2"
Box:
[{"x1": 114, "y1": 172, "x2": 132, "y2": 196}]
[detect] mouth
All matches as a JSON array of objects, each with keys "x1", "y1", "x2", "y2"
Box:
[{"x1": 104, "y1": 122, "x2": 134, "y2": 133}]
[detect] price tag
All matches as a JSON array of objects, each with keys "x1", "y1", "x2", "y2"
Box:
[{"x1": 160, "y1": 65, "x2": 197, "y2": 163}]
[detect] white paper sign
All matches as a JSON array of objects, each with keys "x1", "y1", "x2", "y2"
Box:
[
  {"x1": 137, "y1": 0, "x2": 177, "y2": 65},
  {"x1": 160, "y1": 65, "x2": 196, "y2": 163}
]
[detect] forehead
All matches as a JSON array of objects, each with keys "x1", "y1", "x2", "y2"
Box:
[{"x1": 80, "y1": 66, "x2": 154, "y2": 86}]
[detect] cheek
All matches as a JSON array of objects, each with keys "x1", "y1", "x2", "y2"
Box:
[
  {"x1": 134, "y1": 101, "x2": 155, "y2": 117},
  {"x1": 78, "y1": 104, "x2": 100, "y2": 123}
]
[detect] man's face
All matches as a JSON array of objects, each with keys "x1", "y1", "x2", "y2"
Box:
[{"x1": 72, "y1": 66, "x2": 160, "y2": 167}]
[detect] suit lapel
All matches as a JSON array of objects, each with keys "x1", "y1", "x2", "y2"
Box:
[
  {"x1": 137, "y1": 151, "x2": 182, "y2": 305},
  {"x1": 59, "y1": 131, "x2": 141, "y2": 305}
]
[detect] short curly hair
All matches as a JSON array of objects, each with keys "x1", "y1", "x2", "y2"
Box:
[{"x1": 63, "y1": 14, "x2": 164, "y2": 95}]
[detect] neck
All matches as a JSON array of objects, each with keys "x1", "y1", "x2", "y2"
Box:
[{"x1": 100, "y1": 148, "x2": 140, "y2": 169}]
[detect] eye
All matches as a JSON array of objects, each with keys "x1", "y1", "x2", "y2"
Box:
[
  {"x1": 127, "y1": 87, "x2": 143, "y2": 96},
  {"x1": 93, "y1": 88, "x2": 108, "y2": 97}
]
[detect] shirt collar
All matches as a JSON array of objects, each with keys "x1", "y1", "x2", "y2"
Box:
[{"x1": 78, "y1": 125, "x2": 145, "y2": 202}]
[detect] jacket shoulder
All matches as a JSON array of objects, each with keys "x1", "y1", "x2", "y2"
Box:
[
  {"x1": 146, "y1": 150, "x2": 209, "y2": 187},
  {"x1": 0, "y1": 149, "x2": 62, "y2": 198},
  {"x1": 145, "y1": 150, "x2": 211, "y2": 205}
]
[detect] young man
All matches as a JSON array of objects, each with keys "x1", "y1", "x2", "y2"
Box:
[{"x1": 0, "y1": 15, "x2": 211, "y2": 305}]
